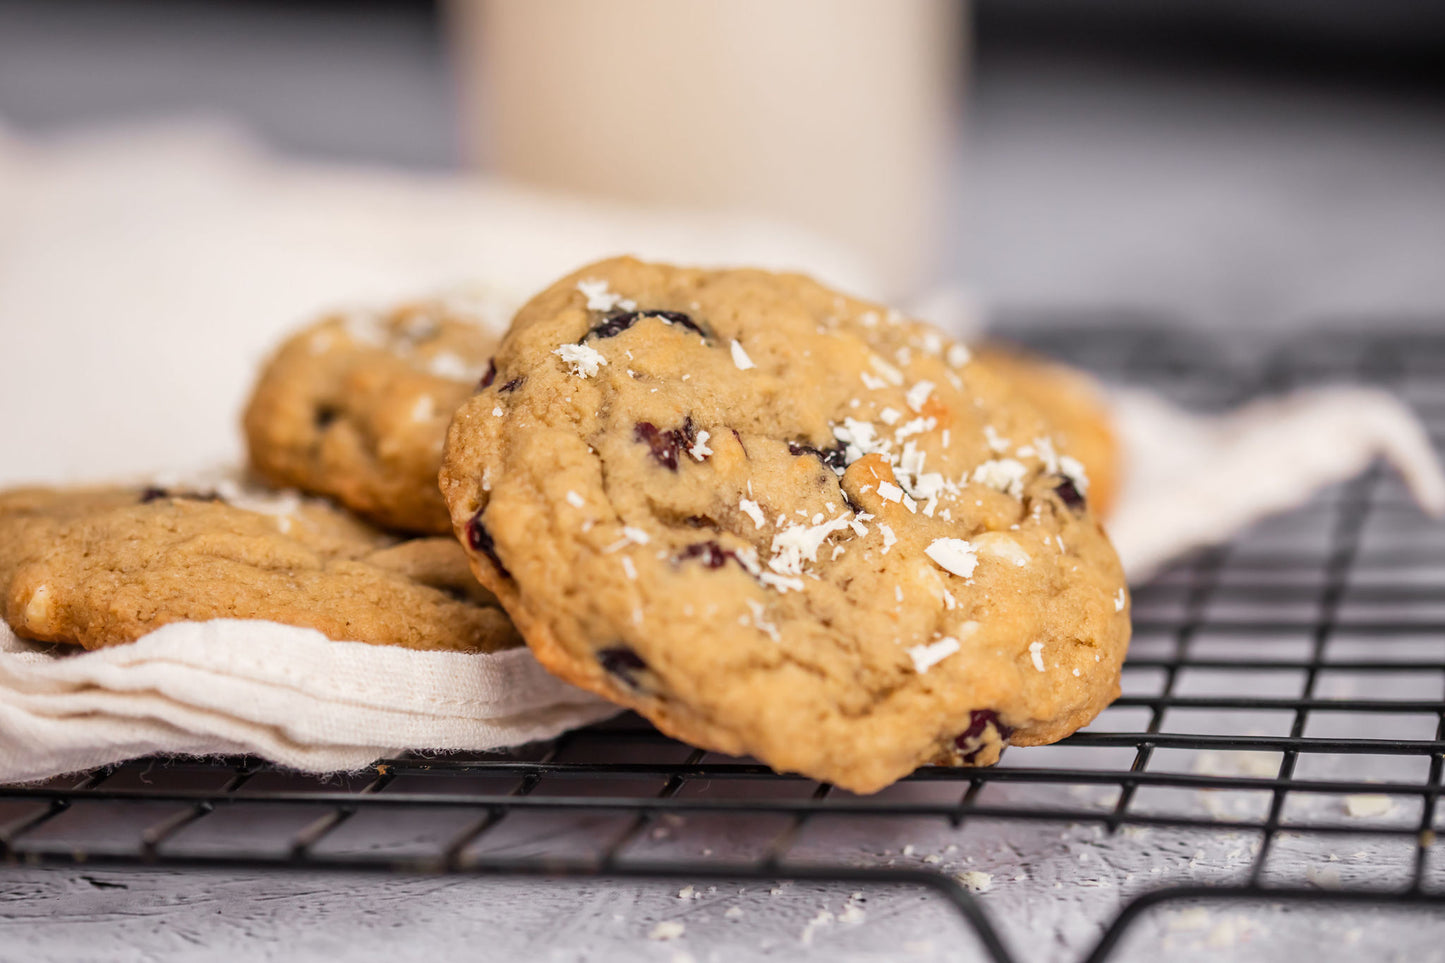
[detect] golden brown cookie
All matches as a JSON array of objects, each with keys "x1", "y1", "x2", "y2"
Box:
[
  {"x1": 440, "y1": 257, "x2": 1130, "y2": 793},
  {"x1": 243, "y1": 296, "x2": 507, "y2": 534},
  {"x1": 0, "y1": 483, "x2": 520, "y2": 653},
  {"x1": 972, "y1": 345, "x2": 1120, "y2": 518}
]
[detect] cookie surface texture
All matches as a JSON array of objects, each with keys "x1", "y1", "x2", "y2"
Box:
[
  {"x1": 441, "y1": 258, "x2": 1130, "y2": 793},
  {"x1": 244, "y1": 297, "x2": 503, "y2": 534},
  {"x1": 0, "y1": 484, "x2": 520, "y2": 653},
  {"x1": 972, "y1": 346, "x2": 1121, "y2": 519}
]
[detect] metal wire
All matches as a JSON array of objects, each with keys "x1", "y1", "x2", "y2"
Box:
[{"x1": 4, "y1": 325, "x2": 1444, "y2": 962}]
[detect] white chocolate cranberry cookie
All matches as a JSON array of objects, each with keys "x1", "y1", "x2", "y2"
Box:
[
  {"x1": 0, "y1": 483, "x2": 520, "y2": 653},
  {"x1": 441, "y1": 258, "x2": 1130, "y2": 793},
  {"x1": 244, "y1": 295, "x2": 509, "y2": 534}
]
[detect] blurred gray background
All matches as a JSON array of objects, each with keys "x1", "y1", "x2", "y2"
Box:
[{"x1": 2, "y1": 0, "x2": 1443, "y2": 329}]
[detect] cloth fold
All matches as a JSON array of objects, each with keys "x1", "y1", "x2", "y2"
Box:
[
  {"x1": 1108, "y1": 387, "x2": 1445, "y2": 580},
  {"x1": 0, "y1": 620, "x2": 618, "y2": 784}
]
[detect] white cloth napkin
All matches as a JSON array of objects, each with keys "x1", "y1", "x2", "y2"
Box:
[
  {"x1": 0, "y1": 621, "x2": 618, "y2": 785},
  {"x1": 1, "y1": 121, "x2": 1442, "y2": 784},
  {"x1": 1108, "y1": 387, "x2": 1445, "y2": 580}
]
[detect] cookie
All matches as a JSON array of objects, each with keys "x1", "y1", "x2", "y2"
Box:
[
  {"x1": 244, "y1": 294, "x2": 510, "y2": 534},
  {"x1": 440, "y1": 257, "x2": 1130, "y2": 793},
  {"x1": 0, "y1": 482, "x2": 521, "y2": 653},
  {"x1": 972, "y1": 346, "x2": 1120, "y2": 518}
]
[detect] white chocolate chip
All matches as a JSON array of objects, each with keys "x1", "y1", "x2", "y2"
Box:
[
  {"x1": 925, "y1": 538, "x2": 978, "y2": 579},
  {"x1": 867, "y1": 353, "x2": 905, "y2": 386},
  {"x1": 553, "y1": 343, "x2": 607, "y2": 377},
  {"x1": 972, "y1": 532, "x2": 1030, "y2": 567},
  {"x1": 908, "y1": 636, "x2": 960, "y2": 674},
  {"x1": 730, "y1": 339, "x2": 756, "y2": 370},
  {"x1": 972, "y1": 459, "x2": 1029, "y2": 498},
  {"x1": 23, "y1": 583, "x2": 54, "y2": 627},
  {"x1": 688, "y1": 430, "x2": 713, "y2": 461},
  {"x1": 577, "y1": 278, "x2": 635, "y2": 313},
  {"x1": 739, "y1": 498, "x2": 766, "y2": 529},
  {"x1": 906, "y1": 380, "x2": 935, "y2": 412}
]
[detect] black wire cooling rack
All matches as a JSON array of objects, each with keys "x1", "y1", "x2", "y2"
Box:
[{"x1": 4, "y1": 325, "x2": 1445, "y2": 962}]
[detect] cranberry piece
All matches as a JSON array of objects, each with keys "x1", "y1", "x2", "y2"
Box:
[
  {"x1": 1055, "y1": 478, "x2": 1086, "y2": 512},
  {"x1": 788, "y1": 438, "x2": 848, "y2": 472},
  {"x1": 465, "y1": 510, "x2": 511, "y2": 578},
  {"x1": 953, "y1": 709, "x2": 1013, "y2": 764},
  {"x1": 633, "y1": 418, "x2": 696, "y2": 471},
  {"x1": 141, "y1": 488, "x2": 220, "y2": 504},
  {"x1": 500, "y1": 377, "x2": 524, "y2": 393},
  {"x1": 588, "y1": 310, "x2": 707, "y2": 341},
  {"x1": 478, "y1": 359, "x2": 497, "y2": 390},
  {"x1": 597, "y1": 645, "x2": 649, "y2": 688},
  {"x1": 314, "y1": 404, "x2": 340, "y2": 429},
  {"x1": 675, "y1": 541, "x2": 735, "y2": 569}
]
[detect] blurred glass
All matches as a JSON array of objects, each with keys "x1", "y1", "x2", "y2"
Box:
[{"x1": 450, "y1": 0, "x2": 965, "y2": 296}]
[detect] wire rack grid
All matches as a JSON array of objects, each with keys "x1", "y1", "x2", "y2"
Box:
[{"x1": 4, "y1": 325, "x2": 1445, "y2": 962}]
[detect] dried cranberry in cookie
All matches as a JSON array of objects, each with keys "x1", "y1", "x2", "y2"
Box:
[
  {"x1": 587, "y1": 309, "x2": 709, "y2": 341},
  {"x1": 949, "y1": 709, "x2": 1015, "y2": 766},
  {"x1": 440, "y1": 257, "x2": 1129, "y2": 793}
]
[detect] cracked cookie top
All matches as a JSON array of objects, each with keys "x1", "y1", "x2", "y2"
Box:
[{"x1": 441, "y1": 257, "x2": 1129, "y2": 792}]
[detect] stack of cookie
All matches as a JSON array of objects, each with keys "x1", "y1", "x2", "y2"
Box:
[
  {"x1": 0, "y1": 257, "x2": 1129, "y2": 793},
  {"x1": 0, "y1": 296, "x2": 523, "y2": 658}
]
